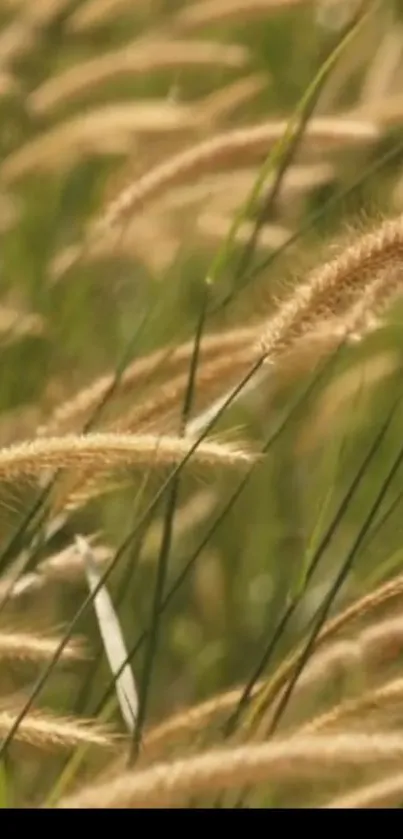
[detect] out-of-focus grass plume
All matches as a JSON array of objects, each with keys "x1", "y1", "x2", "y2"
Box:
[{"x1": 2, "y1": 0, "x2": 403, "y2": 809}]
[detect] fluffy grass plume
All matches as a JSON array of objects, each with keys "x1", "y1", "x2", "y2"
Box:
[{"x1": 2, "y1": 0, "x2": 403, "y2": 810}]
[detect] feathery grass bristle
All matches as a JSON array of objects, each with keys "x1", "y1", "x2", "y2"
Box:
[{"x1": 2, "y1": 0, "x2": 403, "y2": 810}]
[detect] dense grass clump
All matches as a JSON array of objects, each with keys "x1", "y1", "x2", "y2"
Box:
[{"x1": 2, "y1": 0, "x2": 403, "y2": 809}]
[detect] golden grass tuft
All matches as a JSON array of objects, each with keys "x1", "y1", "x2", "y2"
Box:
[
  {"x1": 1, "y1": 0, "x2": 403, "y2": 811},
  {"x1": 0, "y1": 101, "x2": 201, "y2": 183},
  {"x1": 68, "y1": 0, "x2": 152, "y2": 33},
  {"x1": 0, "y1": 630, "x2": 85, "y2": 663},
  {"x1": 29, "y1": 40, "x2": 248, "y2": 117},
  {"x1": 57, "y1": 731, "x2": 403, "y2": 808},
  {"x1": 36, "y1": 326, "x2": 258, "y2": 437},
  {"x1": 93, "y1": 118, "x2": 379, "y2": 236},
  {"x1": 0, "y1": 537, "x2": 111, "y2": 602},
  {"x1": 0, "y1": 432, "x2": 254, "y2": 482},
  {"x1": 323, "y1": 773, "x2": 403, "y2": 809},
  {"x1": 196, "y1": 214, "x2": 290, "y2": 251},
  {"x1": 296, "y1": 614, "x2": 403, "y2": 703},
  {"x1": 201, "y1": 75, "x2": 268, "y2": 124},
  {"x1": 300, "y1": 676, "x2": 403, "y2": 735},
  {"x1": 173, "y1": 0, "x2": 311, "y2": 32},
  {"x1": 258, "y1": 216, "x2": 403, "y2": 359},
  {"x1": 0, "y1": 707, "x2": 119, "y2": 753},
  {"x1": 142, "y1": 573, "x2": 403, "y2": 756}
]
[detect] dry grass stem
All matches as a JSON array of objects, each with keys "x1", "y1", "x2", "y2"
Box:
[
  {"x1": 0, "y1": 1, "x2": 69, "y2": 66},
  {"x1": 299, "y1": 676, "x2": 403, "y2": 735},
  {"x1": 29, "y1": 41, "x2": 248, "y2": 116},
  {"x1": 38, "y1": 541, "x2": 112, "y2": 582},
  {"x1": 0, "y1": 306, "x2": 44, "y2": 340},
  {"x1": 37, "y1": 326, "x2": 258, "y2": 438},
  {"x1": 256, "y1": 590, "x2": 403, "y2": 734},
  {"x1": 93, "y1": 118, "x2": 378, "y2": 236},
  {"x1": 298, "y1": 351, "x2": 400, "y2": 454},
  {"x1": 69, "y1": 0, "x2": 152, "y2": 32},
  {"x1": 353, "y1": 94, "x2": 403, "y2": 127},
  {"x1": 0, "y1": 432, "x2": 254, "y2": 481},
  {"x1": 323, "y1": 772, "x2": 403, "y2": 808},
  {"x1": 143, "y1": 682, "x2": 263, "y2": 759},
  {"x1": 196, "y1": 214, "x2": 290, "y2": 250},
  {"x1": 291, "y1": 613, "x2": 403, "y2": 703},
  {"x1": 0, "y1": 630, "x2": 84, "y2": 663},
  {"x1": 154, "y1": 162, "x2": 333, "y2": 216},
  {"x1": 258, "y1": 216, "x2": 403, "y2": 359},
  {"x1": 1, "y1": 0, "x2": 403, "y2": 812},
  {"x1": 360, "y1": 26, "x2": 403, "y2": 104},
  {"x1": 0, "y1": 708, "x2": 118, "y2": 752},
  {"x1": 114, "y1": 347, "x2": 258, "y2": 434},
  {"x1": 58, "y1": 732, "x2": 403, "y2": 808},
  {"x1": 173, "y1": 0, "x2": 310, "y2": 31},
  {"x1": 0, "y1": 102, "x2": 200, "y2": 183},
  {"x1": 145, "y1": 573, "x2": 403, "y2": 752},
  {"x1": 0, "y1": 541, "x2": 113, "y2": 601},
  {"x1": 201, "y1": 75, "x2": 267, "y2": 123}
]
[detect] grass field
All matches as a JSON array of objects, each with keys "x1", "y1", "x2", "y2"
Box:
[{"x1": 1, "y1": 0, "x2": 403, "y2": 808}]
